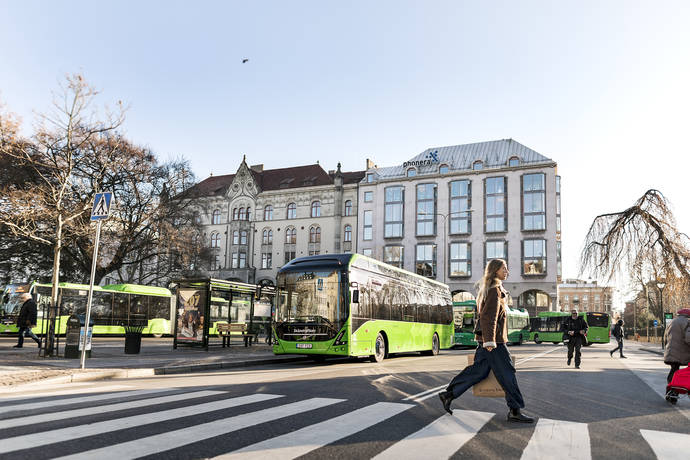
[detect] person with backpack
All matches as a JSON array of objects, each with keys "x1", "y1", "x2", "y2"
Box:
[
  {"x1": 14, "y1": 292, "x2": 41, "y2": 348},
  {"x1": 610, "y1": 319, "x2": 626, "y2": 358}
]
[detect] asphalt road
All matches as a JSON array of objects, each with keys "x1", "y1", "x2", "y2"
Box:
[{"x1": 0, "y1": 341, "x2": 687, "y2": 459}]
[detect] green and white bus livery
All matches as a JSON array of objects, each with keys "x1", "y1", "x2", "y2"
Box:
[{"x1": 273, "y1": 254, "x2": 453, "y2": 362}]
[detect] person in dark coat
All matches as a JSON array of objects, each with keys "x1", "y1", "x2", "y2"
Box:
[
  {"x1": 438, "y1": 259, "x2": 534, "y2": 423},
  {"x1": 610, "y1": 319, "x2": 626, "y2": 358},
  {"x1": 14, "y1": 293, "x2": 41, "y2": 348},
  {"x1": 663, "y1": 309, "x2": 690, "y2": 403},
  {"x1": 563, "y1": 309, "x2": 588, "y2": 368}
]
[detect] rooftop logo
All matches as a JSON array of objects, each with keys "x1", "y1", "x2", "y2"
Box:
[{"x1": 402, "y1": 150, "x2": 440, "y2": 168}]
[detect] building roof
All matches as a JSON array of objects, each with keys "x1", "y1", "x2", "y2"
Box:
[
  {"x1": 367, "y1": 139, "x2": 555, "y2": 181},
  {"x1": 185, "y1": 164, "x2": 365, "y2": 198}
]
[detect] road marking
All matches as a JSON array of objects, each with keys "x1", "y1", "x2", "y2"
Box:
[
  {"x1": 403, "y1": 384, "x2": 446, "y2": 402},
  {"x1": 640, "y1": 429, "x2": 690, "y2": 459},
  {"x1": 0, "y1": 388, "x2": 172, "y2": 415},
  {"x1": 215, "y1": 402, "x2": 414, "y2": 459},
  {"x1": 56, "y1": 398, "x2": 342, "y2": 460},
  {"x1": 0, "y1": 385, "x2": 132, "y2": 401},
  {"x1": 0, "y1": 389, "x2": 224, "y2": 430},
  {"x1": 515, "y1": 345, "x2": 561, "y2": 365},
  {"x1": 521, "y1": 418, "x2": 591, "y2": 460},
  {"x1": 372, "y1": 409, "x2": 494, "y2": 459}
]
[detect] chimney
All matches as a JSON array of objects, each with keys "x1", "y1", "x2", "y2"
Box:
[
  {"x1": 250, "y1": 164, "x2": 264, "y2": 173},
  {"x1": 366, "y1": 158, "x2": 377, "y2": 169}
]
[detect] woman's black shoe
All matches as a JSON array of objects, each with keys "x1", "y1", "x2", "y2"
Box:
[
  {"x1": 507, "y1": 408, "x2": 534, "y2": 423},
  {"x1": 439, "y1": 391, "x2": 453, "y2": 415}
]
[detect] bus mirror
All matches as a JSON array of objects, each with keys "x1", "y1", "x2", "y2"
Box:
[{"x1": 352, "y1": 290, "x2": 359, "y2": 304}]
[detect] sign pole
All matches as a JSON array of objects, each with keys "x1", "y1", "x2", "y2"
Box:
[{"x1": 80, "y1": 219, "x2": 101, "y2": 370}]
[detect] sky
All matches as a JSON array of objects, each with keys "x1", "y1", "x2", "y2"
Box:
[{"x1": 1, "y1": 0, "x2": 689, "y2": 305}]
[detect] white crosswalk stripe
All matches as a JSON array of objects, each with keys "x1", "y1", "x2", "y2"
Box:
[
  {"x1": 640, "y1": 429, "x2": 690, "y2": 460},
  {"x1": 521, "y1": 418, "x2": 591, "y2": 460},
  {"x1": 56, "y1": 397, "x2": 344, "y2": 460},
  {"x1": 372, "y1": 410, "x2": 494, "y2": 460},
  {"x1": 0, "y1": 393, "x2": 282, "y2": 453},
  {"x1": 0, "y1": 388, "x2": 172, "y2": 416},
  {"x1": 0, "y1": 384, "x2": 133, "y2": 400},
  {"x1": 214, "y1": 402, "x2": 414, "y2": 459},
  {"x1": 0, "y1": 389, "x2": 224, "y2": 430}
]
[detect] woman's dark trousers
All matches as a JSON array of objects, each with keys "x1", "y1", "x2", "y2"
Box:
[
  {"x1": 445, "y1": 344, "x2": 525, "y2": 410},
  {"x1": 567, "y1": 336, "x2": 583, "y2": 366},
  {"x1": 610, "y1": 338, "x2": 623, "y2": 357},
  {"x1": 668, "y1": 363, "x2": 681, "y2": 384}
]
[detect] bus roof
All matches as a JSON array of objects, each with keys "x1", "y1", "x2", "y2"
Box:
[
  {"x1": 536, "y1": 311, "x2": 570, "y2": 317},
  {"x1": 101, "y1": 284, "x2": 171, "y2": 297},
  {"x1": 34, "y1": 282, "x2": 103, "y2": 291},
  {"x1": 350, "y1": 253, "x2": 450, "y2": 290}
]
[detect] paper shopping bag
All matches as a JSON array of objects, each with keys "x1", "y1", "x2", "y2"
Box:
[{"x1": 468, "y1": 354, "x2": 516, "y2": 398}]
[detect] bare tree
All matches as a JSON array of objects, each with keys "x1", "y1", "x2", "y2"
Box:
[{"x1": 580, "y1": 189, "x2": 690, "y2": 318}]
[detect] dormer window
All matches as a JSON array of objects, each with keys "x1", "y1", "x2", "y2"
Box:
[
  {"x1": 279, "y1": 178, "x2": 294, "y2": 189},
  {"x1": 472, "y1": 160, "x2": 483, "y2": 171},
  {"x1": 439, "y1": 165, "x2": 450, "y2": 174},
  {"x1": 366, "y1": 173, "x2": 374, "y2": 183},
  {"x1": 509, "y1": 156, "x2": 520, "y2": 167},
  {"x1": 406, "y1": 168, "x2": 417, "y2": 177}
]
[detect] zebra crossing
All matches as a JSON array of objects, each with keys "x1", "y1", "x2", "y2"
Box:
[{"x1": 0, "y1": 386, "x2": 687, "y2": 459}]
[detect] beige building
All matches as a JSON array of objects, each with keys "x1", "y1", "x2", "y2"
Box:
[
  {"x1": 558, "y1": 279, "x2": 613, "y2": 314},
  {"x1": 357, "y1": 139, "x2": 561, "y2": 316},
  {"x1": 186, "y1": 157, "x2": 364, "y2": 284}
]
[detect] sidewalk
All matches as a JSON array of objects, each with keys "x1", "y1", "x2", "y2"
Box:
[{"x1": 0, "y1": 335, "x2": 308, "y2": 388}]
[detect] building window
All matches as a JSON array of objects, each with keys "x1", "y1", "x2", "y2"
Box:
[
  {"x1": 311, "y1": 201, "x2": 321, "y2": 217},
  {"x1": 523, "y1": 239, "x2": 546, "y2": 275},
  {"x1": 472, "y1": 160, "x2": 483, "y2": 170},
  {"x1": 286, "y1": 202, "x2": 297, "y2": 219},
  {"x1": 262, "y1": 229, "x2": 273, "y2": 244},
  {"x1": 285, "y1": 227, "x2": 296, "y2": 244},
  {"x1": 232, "y1": 252, "x2": 238, "y2": 268},
  {"x1": 485, "y1": 177, "x2": 506, "y2": 232},
  {"x1": 363, "y1": 210, "x2": 373, "y2": 240},
  {"x1": 564, "y1": 295, "x2": 569, "y2": 301},
  {"x1": 344, "y1": 225, "x2": 352, "y2": 242},
  {"x1": 212, "y1": 209, "x2": 221, "y2": 225},
  {"x1": 239, "y1": 252, "x2": 247, "y2": 268},
  {"x1": 232, "y1": 231, "x2": 239, "y2": 245},
  {"x1": 449, "y1": 242, "x2": 471, "y2": 277},
  {"x1": 210, "y1": 232, "x2": 221, "y2": 248},
  {"x1": 557, "y1": 240, "x2": 562, "y2": 279},
  {"x1": 238, "y1": 207, "x2": 246, "y2": 221},
  {"x1": 284, "y1": 249, "x2": 296, "y2": 264},
  {"x1": 240, "y1": 231, "x2": 247, "y2": 245},
  {"x1": 384, "y1": 246, "x2": 404, "y2": 268},
  {"x1": 523, "y1": 173, "x2": 546, "y2": 231},
  {"x1": 362, "y1": 248, "x2": 372, "y2": 257},
  {"x1": 364, "y1": 191, "x2": 373, "y2": 202},
  {"x1": 232, "y1": 208, "x2": 238, "y2": 220},
  {"x1": 366, "y1": 173, "x2": 374, "y2": 183},
  {"x1": 556, "y1": 176, "x2": 561, "y2": 233},
  {"x1": 449, "y1": 180, "x2": 471, "y2": 234},
  {"x1": 384, "y1": 186, "x2": 404, "y2": 238},
  {"x1": 509, "y1": 156, "x2": 520, "y2": 167},
  {"x1": 309, "y1": 226, "x2": 321, "y2": 243},
  {"x1": 416, "y1": 183, "x2": 436, "y2": 236},
  {"x1": 264, "y1": 205, "x2": 273, "y2": 221},
  {"x1": 262, "y1": 252, "x2": 272, "y2": 269},
  {"x1": 486, "y1": 240, "x2": 507, "y2": 266},
  {"x1": 439, "y1": 165, "x2": 450, "y2": 174},
  {"x1": 246, "y1": 207, "x2": 251, "y2": 220},
  {"x1": 416, "y1": 244, "x2": 436, "y2": 278},
  {"x1": 406, "y1": 168, "x2": 417, "y2": 177},
  {"x1": 211, "y1": 254, "x2": 220, "y2": 270},
  {"x1": 344, "y1": 200, "x2": 352, "y2": 216}
]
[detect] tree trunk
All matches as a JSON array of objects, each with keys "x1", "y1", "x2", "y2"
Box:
[{"x1": 46, "y1": 216, "x2": 62, "y2": 356}]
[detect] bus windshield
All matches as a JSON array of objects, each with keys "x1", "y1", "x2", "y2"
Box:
[
  {"x1": 275, "y1": 269, "x2": 346, "y2": 341},
  {"x1": 586, "y1": 312, "x2": 609, "y2": 328}
]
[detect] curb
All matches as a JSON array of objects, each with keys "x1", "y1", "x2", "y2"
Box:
[{"x1": 154, "y1": 356, "x2": 310, "y2": 374}]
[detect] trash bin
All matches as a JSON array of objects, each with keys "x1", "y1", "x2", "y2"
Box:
[
  {"x1": 64, "y1": 314, "x2": 93, "y2": 359},
  {"x1": 124, "y1": 327, "x2": 144, "y2": 354}
]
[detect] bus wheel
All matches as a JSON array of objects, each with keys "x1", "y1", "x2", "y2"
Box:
[
  {"x1": 372, "y1": 333, "x2": 387, "y2": 363},
  {"x1": 424, "y1": 333, "x2": 440, "y2": 356},
  {"x1": 534, "y1": 335, "x2": 542, "y2": 344}
]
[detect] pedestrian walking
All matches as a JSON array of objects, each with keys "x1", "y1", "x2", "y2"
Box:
[
  {"x1": 438, "y1": 259, "x2": 534, "y2": 423},
  {"x1": 14, "y1": 293, "x2": 41, "y2": 348},
  {"x1": 610, "y1": 319, "x2": 627, "y2": 358},
  {"x1": 663, "y1": 309, "x2": 690, "y2": 402},
  {"x1": 563, "y1": 309, "x2": 588, "y2": 369}
]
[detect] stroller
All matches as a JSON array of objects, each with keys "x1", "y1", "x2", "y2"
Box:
[{"x1": 665, "y1": 365, "x2": 690, "y2": 405}]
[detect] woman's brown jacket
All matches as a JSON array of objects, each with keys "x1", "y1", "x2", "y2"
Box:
[{"x1": 475, "y1": 281, "x2": 509, "y2": 346}]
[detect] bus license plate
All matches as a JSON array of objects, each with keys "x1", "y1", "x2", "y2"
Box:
[{"x1": 296, "y1": 343, "x2": 312, "y2": 349}]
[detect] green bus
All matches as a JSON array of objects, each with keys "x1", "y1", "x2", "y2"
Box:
[
  {"x1": 506, "y1": 308, "x2": 530, "y2": 345},
  {"x1": 273, "y1": 254, "x2": 453, "y2": 362},
  {"x1": 0, "y1": 282, "x2": 174, "y2": 336},
  {"x1": 582, "y1": 311, "x2": 611, "y2": 344},
  {"x1": 530, "y1": 311, "x2": 569, "y2": 344},
  {"x1": 452, "y1": 300, "x2": 478, "y2": 347}
]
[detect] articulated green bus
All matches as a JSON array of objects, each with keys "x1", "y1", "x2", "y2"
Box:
[
  {"x1": 452, "y1": 300, "x2": 530, "y2": 347},
  {"x1": 273, "y1": 254, "x2": 453, "y2": 362},
  {"x1": 0, "y1": 282, "x2": 174, "y2": 336},
  {"x1": 530, "y1": 311, "x2": 569, "y2": 344}
]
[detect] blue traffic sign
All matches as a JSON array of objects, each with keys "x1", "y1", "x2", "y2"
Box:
[
  {"x1": 653, "y1": 320, "x2": 658, "y2": 327},
  {"x1": 91, "y1": 192, "x2": 114, "y2": 221}
]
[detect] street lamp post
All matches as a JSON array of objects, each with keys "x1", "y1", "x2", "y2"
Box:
[{"x1": 658, "y1": 281, "x2": 666, "y2": 349}]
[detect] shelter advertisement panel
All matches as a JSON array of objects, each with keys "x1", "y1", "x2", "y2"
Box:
[{"x1": 176, "y1": 288, "x2": 206, "y2": 343}]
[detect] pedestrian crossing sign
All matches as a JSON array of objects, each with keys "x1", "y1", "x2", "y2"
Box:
[{"x1": 91, "y1": 192, "x2": 114, "y2": 221}]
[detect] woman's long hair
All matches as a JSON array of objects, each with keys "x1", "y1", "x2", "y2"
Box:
[{"x1": 475, "y1": 259, "x2": 506, "y2": 309}]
